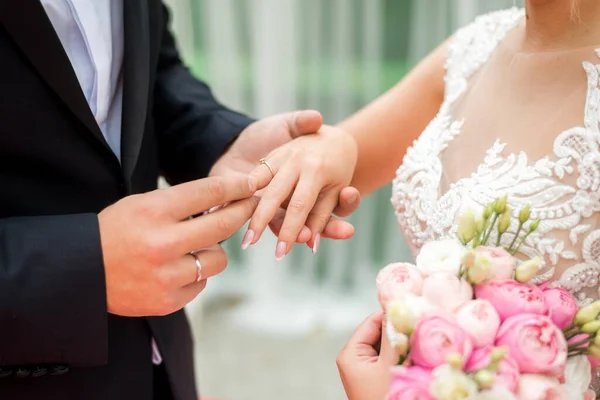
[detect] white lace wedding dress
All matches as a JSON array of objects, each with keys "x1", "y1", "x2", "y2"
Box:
[{"x1": 391, "y1": 7, "x2": 600, "y2": 394}]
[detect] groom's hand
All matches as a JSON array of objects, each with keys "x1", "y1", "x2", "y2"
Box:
[
  {"x1": 98, "y1": 175, "x2": 258, "y2": 317},
  {"x1": 209, "y1": 110, "x2": 360, "y2": 245}
]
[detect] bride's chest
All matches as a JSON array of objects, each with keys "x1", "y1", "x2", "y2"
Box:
[{"x1": 391, "y1": 56, "x2": 600, "y2": 303}]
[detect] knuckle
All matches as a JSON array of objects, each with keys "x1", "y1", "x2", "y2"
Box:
[
  {"x1": 214, "y1": 251, "x2": 228, "y2": 274},
  {"x1": 335, "y1": 354, "x2": 347, "y2": 370},
  {"x1": 144, "y1": 235, "x2": 172, "y2": 264},
  {"x1": 311, "y1": 212, "x2": 331, "y2": 229},
  {"x1": 304, "y1": 155, "x2": 324, "y2": 171},
  {"x1": 136, "y1": 196, "x2": 167, "y2": 220},
  {"x1": 263, "y1": 182, "x2": 281, "y2": 197},
  {"x1": 155, "y1": 270, "x2": 174, "y2": 291},
  {"x1": 207, "y1": 178, "x2": 226, "y2": 202},
  {"x1": 287, "y1": 198, "x2": 307, "y2": 214},
  {"x1": 216, "y1": 215, "x2": 233, "y2": 234}
]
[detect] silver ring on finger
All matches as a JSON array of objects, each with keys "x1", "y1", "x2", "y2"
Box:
[
  {"x1": 259, "y1": 157, "x2": 275, "y2": 177},
  {"x1": 189, "y1": 252, "x2": 203, "y2": 283}
]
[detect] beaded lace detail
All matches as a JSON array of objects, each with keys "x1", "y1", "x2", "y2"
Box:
[{"x1": 392, "y1": 8, "x2": 600, "y2": 305}]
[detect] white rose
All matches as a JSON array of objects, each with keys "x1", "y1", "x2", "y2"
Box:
[
  {"x1": 561, "y1": 355, "x2": 592, "y2": 400},
  {"x1": 386, "y1": 293, "x2": 436, "y2": 334},
  {"x1": 431, "y1": 365, "x2": 478, "y2": 400},
  {"x1": 416, "y1": 239, "x2": 466, "y2": 276}
]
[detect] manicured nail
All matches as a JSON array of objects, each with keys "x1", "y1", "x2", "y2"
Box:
[
  {"x1": 208, "y1": 205, "x2": 222, "y2": 214},
  {"x1": 241, "y1": 229, "x2": 255, "y2": 250},
  {"x1": 248, "y1": 177, "x2": 257, "y2": 192},
  {"x1": 312, "y1": 233, "x2": 321, "y2": 255},
  {"x1": 276, "y1": 241, "x2": 288, "y2": 261}
]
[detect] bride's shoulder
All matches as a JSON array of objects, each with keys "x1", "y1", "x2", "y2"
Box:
[
  {"x1": 456, "y1": 7, "x2": 524, "y2": 38},
  {"x1": 446, "y1": 8, "x2": 524, "y2": 79}
]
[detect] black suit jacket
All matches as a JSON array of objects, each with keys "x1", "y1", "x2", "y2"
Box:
[{"x1": 0, "y1": 1, "x2": 252, "y2": 399}]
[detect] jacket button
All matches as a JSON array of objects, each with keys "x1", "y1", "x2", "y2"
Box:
[
  {"x1": 32, "y1": 366, "x2": 48, "y2": 378},
  {"x1": 0, "y1": 367, "x2": 12, "y2": 378},
  {"x1": 15, "y1": 367, "x2": 31, "y2": 378},
  {"x1": 50, "y1": 364, "x2": 68, "y2": 376}
]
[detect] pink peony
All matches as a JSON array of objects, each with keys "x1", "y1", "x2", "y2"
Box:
[
  {"x1": 455, "y1": 300, "x2": 501, "y2": 347},
  {"x1": 387, "y1": 366, "x2": 434, "y2": 400},
  {"x1": 543, "y1": 287, "x2": 578, "y2": 330},
  {"x1": 517, "y1": 375, "x2": 567, "y2": 400},
  {"x1": 421, "y1": 273, "x2": 473, "y2": 312},
  {"x1": 475, "y1": 280, "x2": 549, "y2": 321},
  {"x1": 496, "y1": 314, "x2": 567, "y2": 378},
  {"x1": 410, "y1": 312, "x2": 473, "y2": 370},
  {"x1": 376, "y1": 263, "x2": 423, "y2": 308},
  {"x1": 474, "y1": 246, "x2": 516, "y2": 282},
  {"x1": 465, "y1": 346, "x2": 520, "y2": 394}
]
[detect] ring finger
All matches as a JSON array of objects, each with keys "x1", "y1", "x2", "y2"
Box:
[
  {"x1": 250, "y1": 152, "x2": 283, "y2": 191},
  {"x1": 164, "y1": 245, "x2": 228, "y2": 288}
]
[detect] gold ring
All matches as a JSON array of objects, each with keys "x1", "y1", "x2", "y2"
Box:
[
  {"x1": 259, "y1": 157, "x2": 275, "y2": 177},
  {"x1": 189, "y1": 252, "x2": 203, "y2": 283}
]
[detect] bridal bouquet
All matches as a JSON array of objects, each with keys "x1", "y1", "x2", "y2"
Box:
[{"x1": 377, "y1": 197, "x2": 599, "y2": 400}]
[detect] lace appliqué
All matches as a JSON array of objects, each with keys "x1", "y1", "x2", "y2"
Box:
[{"x1": 392, "y1": 8, "x2": 600, "y2": 306}]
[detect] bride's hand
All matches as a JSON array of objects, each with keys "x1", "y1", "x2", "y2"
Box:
[
  {"x1": 337, "y1": 312, "x2": 397, "y2": 400},
  {"x1": 245, "y1": 125, "x2": 358, "y2": 259}
]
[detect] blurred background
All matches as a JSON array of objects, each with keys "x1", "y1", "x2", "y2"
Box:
[{"x1": 160, "y1": 0, "x2": 517, "y2": 398}]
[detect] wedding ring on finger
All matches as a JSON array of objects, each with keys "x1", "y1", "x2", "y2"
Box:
[
  {"x1": 188, "y1": 252, "x2": 203, "y2": 283},
  {"x1": 259, "y1": 157, "x2": 275, "y2": 177}
]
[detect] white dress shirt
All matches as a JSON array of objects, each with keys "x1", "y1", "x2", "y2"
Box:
[
  {"x1": 41, "y1": 0, "x2": 124, "y2": 160},
  {"x1": 41, "y1": 0, "x2": 163, "y2": 365}
]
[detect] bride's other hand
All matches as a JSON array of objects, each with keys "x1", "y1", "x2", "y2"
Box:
[
  {"x1": 337, "y1": 312, "x2": 397, "y2": 400},
  {"x1": 245, "y1": 125, "x2": 358, "y2": 259}
]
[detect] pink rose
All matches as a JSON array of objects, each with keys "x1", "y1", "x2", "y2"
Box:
[
  {"x1": 475, "y1": 246, "x2": 515, "y2": 281},
  {"x1": 422, "y1": 273, "x2": 473, "y2": 311},
  {"x1": 387, "y1": 366, "x2": 434, "y2": 400},
  {"x1": 410, "y1": 313, "x2": 473, "y2": 370},
  {"x1": 496, "y1": 314, "x2": 567, "y2": 378},
  {"x1": 465, "y1": 346, "x2": 520, "y2": 393},
  {"x1": 543, "y1": 287, "x2": 578, "y2": 330},
  {"x1": 376, "y1": 263, "x2": 423, "y2": 308},
  {"x1": 517, "y1": 375, "x2": 567, "y2": 400},
  {"x1": 456, "y1": 300, "x2": 501, "y2": 347},
  {"x1": 475, "y1": 280, "x2": 549, "y2": 321}
]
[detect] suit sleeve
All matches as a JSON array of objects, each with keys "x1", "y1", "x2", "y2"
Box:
[
  {"x1": 0, "y1": 214, "x2": 108, "y2": 367},
  {"x1": 153, "y1": 4, "x2": 254, "y2": 184}
]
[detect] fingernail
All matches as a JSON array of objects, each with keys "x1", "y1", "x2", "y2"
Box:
[
  {"x1": 347, "y1": 194, "x2": 358, "y2": 205},
  {"x1": 276, "y1": 241, "x2": 288, "y2": 261},
  {"x1": 312, "y1": 233, "x2": 321, "y2": 255},
  {"x1": 248, "y1": 177, "x2": 257, "y2": 192},
  {"x1": 241, "y1": 229, "x2": 255, "y2": 250},
  {"x1": 208, "y1": 204, "x2": 223, "y2": 214}
]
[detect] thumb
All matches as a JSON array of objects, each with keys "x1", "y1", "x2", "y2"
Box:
[
  {"x1": 345, "y1": 311, "x2": 385, "y2": 357},
  {"x1": 285, "y1": 110, "x2": 323, "y2": 139}
]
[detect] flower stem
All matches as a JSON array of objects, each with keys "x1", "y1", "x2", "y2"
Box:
[
  {"x1": 507, "y1": 222, "x2": 523, "y2": 252},
  {"x1": 510, "y1": 230, "x2": 533, "y2": 256},
  {"x1": 482, "y1": 214, "x2": 499, "y2": 245}
]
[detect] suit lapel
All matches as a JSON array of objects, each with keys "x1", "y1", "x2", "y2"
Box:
[
  {"x1": 121, "y1": 0, "x2": 151, "y2": 184},
  {"x1": 0, "y1": 0, "x2": 111, "y2": 151}
]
